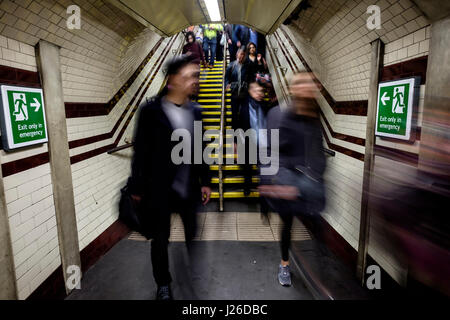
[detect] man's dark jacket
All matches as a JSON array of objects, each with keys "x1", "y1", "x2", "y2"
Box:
[
  {"x1": 128, "y1": 96, "x2": 210, "y2": 236},
  {"x1": 238, "y1": 96, "x2": 271, "y2": 131}
]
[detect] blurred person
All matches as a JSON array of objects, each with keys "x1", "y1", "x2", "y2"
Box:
[
  {"x1": 249, "y1": 28, "x2": 258, "y2": 51},
  {"x1": 203, "y1": 24, "x2": 223, "y2": 68},
  {"x1": 233, "y1": 25, "x2": 250, "y2": 52},
  {"x1": 238, "y1": 80, "x2": 272, "y2": 199},
  {"x1": 195, "y1": 25, "x2": 203, "y2": 44},
  {"x1": 245, "y1": 42, "x2": 268, "y2": 83},
  {"x1": 215, "y1": 26, "x2": 225, "y2": 61},
  {"x1": 258, "y1": 72, "x2": 326, "y2": 287},
  {"x1": 225, "y1": 23, "x2": 235, "y2": 61},
  {"x1": 225, "y1": 48, "x2": 248, "y2": 130},
  {"x1": 129, "y1": 55, "x2": 211, "y2": 300},
  {"x1": 182, "y1": 31, "x2": 206, "y2": 66}
]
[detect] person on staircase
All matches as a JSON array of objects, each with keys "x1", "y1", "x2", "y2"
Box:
[
  {"x1": 245, "y1": 42, "x2": 268, "y2": 83},
  {"x1": 238, "y1": 80, "x2": 271, "y2": 197},
  {"x1": 129, "y1": 55, "x2": 212, "y2": 300},
  {"x1": 183, "y1": 31, "x2": 206, "y2": 66},
  {"x1": 203, "y1": 24, "x2": 223, "y2": 68},
  {"x1": 225, "y1": 48, "x2": 249, "y2": 131}
]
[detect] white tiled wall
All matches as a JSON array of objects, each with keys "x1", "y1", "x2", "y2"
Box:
[
  {"x1": 3, "y1": 163, "x2": 60, "y2": 299},
  {"x1": 286, "y1": 0, "x2": 430, "y2": 101},
  {"x1": 0, "y1": 0, "x2": 145, "y2": 102}
]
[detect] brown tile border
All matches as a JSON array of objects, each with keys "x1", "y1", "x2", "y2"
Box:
[
  {"x1": 27, "y1": 219, "x2": 130, "y2": 300},
  {"x1": 1, "y1": 152, "x2": 49, "y2": 177},
  {"x1": 319, "y1": 108, "x2": 365, "y2": 146},
  {"x1": 374, "y1": 144, "x2": 419, "y2": 167},
  {"x1": 64, "y1": 103, "x2": 109, "y2": 118},
  {"x1": 381, "y1": 55, "x2": 427, "y2": 84},
  {"x1": 0, "y1": 65, "x2": 41, "y2": 88},
  {"x1": 321, "y1": 124, "x2": 365, "y2": 161}
]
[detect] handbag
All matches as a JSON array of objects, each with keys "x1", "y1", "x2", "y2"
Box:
[
  {"x1": 118, "y1": 179, "x2": 143, "y2": 233},
  {"x1": 220, "y1": 33, "x2": 226, "y2": 46}
]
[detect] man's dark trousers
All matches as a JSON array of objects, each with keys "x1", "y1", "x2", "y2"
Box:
[{"x1": 150, "y1": 191, "x2": 197, "y2": 286}]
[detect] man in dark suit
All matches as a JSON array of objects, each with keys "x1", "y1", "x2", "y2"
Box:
[{"x1": 129, "y1": 55, "x2": 211, "y2": 300}]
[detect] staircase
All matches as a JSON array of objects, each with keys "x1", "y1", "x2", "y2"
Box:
[{"x1": 198, "y1": 55, "x2": 261, "y2": 211}]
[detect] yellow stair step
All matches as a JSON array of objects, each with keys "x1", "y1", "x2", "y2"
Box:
[
  {"x1": 211, "y1": 177, "x2": 260, "y2": 183},
  {"x1": 208, "y1": 153, "x2": 237, "y2": 159},
  {"x1": 203, "y1": 118, "x2": 232, "y2": 122},
  {"x1": 210, "y1": 191, "x2": 259, "y2": 199},
  {"x1": 199, "y1": 83, "x2": 223, "y2": 87},
  {"x1": 200, "y1": 105, "x2": 231, "y2": 109},
  {"x1": 209, "y1": 165, "x2": 258, "y2": 170},
  {"x1": 202, "y1": 111, "x2": 232, "y2": 115},
  {"x1": 206, "y1": 143, "x2": 232, "y2": 148},
  {"x1": 203, "y1": 125, "x2": 232, "y2": 130}
]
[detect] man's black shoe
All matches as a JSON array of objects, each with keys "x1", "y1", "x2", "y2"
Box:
[{"x1": 156, "y1": 285, "x2": 172, "y2": 300}]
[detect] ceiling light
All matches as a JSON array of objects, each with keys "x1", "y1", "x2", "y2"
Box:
[{"x1": 204, "y1": 0, "x2": 221, "y2": 22}]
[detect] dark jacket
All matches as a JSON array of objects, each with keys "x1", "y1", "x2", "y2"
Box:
[
  {"x1": 129, "y1": 96, "x2": 210, "y2": 233},
  {"x1": 238, "y1": 96, "x2": 271, "y2": 131},
  {"x1": 244, "y1": 56, "x2": 267, "y2": 83},
  {"x1": 225, "y1": 61, "x2": 248, "y2": 94},
  {"x1": 278, "y1": 108, "x2": 326, "y2": 182},
  {"x1": 182, "y1": 41, "x2": 205, "y2": 64},
  {"x1": 225, "y1": 24, "x2": 233, "y2": 41},
  {"x1": 233, "y1": 25, "x2": 250, "y2": 48}
]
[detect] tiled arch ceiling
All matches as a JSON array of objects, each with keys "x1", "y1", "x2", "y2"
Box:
[{"x1": 106, "y1": 0, "x2": 304, "y2": 36}]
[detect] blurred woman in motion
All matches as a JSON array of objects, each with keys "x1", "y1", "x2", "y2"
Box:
[{"x1": 259, "y1": 72, "x2": 326, "y2": 287}]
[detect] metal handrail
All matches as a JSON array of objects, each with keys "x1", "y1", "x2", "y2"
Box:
[
  {"x1": 266, "y1": 37, "x2": 290, "y2": 107},
  {"x1": 323, "y1": 147, "x2": 335, "y2": 157},
  {"x1": 218, "y1": 36, "x2": 228, "y2": 212},
  {"x1": 107, "y1": 142, "x2": 133, "y2": 154}
]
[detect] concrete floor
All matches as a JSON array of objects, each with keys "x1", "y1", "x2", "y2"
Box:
[{"x1": 66, "y1": 239, "x2": 314, "y2": 300}]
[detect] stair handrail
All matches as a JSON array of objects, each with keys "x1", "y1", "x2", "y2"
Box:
[{"x1": 218, "y1": 37, "x2": 228, "y2": 212}]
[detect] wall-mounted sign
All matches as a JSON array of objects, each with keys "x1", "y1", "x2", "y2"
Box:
[
  {"x1": 375, "y1": 78, "x2": 419, "y2": 141},
  {"x1": 0, "y1": 85, "x2": 48, "y2": 151}
]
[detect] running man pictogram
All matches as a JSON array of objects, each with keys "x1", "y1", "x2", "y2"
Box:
[{"x1": 12, "y1": 93, "x2": 28, "y2": 121}]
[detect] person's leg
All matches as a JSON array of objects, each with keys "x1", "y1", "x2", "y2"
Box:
[
  {"x1": 230, "y1": 96, "x2": 240, "y2": 130},
  {"x1": 280, "y1": 213, "x2": 293, "y2": 263},
  {"x1": 229, "y1": 43, "x2": 236, "y2": 62},
  {"x1": 243, "y1": 135, "x2": 254, "y2": 196},
  {"x1": 209, "y1": 38, "x2": 217, "y2": 66},
  {"x1": 151, "y1": 211, "x2": 172, "y2": 288},
  {"x1": 203, "y1": 38, "x2": 210, "y2": 66},
  {"x1": 278, "y1": 211, "x2": 293, "y2": 286}
]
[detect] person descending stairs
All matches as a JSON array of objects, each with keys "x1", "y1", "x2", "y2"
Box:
[{"x1": 198, "y1": 55, "x2": 260, "y2": 209}]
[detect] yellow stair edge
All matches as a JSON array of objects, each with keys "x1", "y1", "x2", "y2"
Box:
[
  {"x1": 210, "y1": 191, "x2": 260, "y2": 199},
  {"x1": 211, "y1": 177, "x2": 260, "y2": 183}
]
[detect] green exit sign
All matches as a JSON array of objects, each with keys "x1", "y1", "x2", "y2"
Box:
[
  {"x1": 375, "y1": 78, "x2": 419, "y2": 141},
  {"x1": 0, "y1": 85, "x2": 48, "y2": 151}
]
